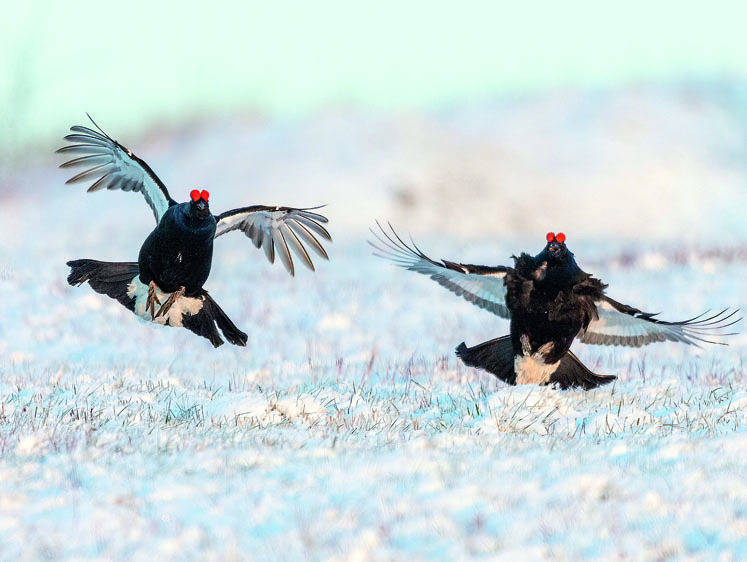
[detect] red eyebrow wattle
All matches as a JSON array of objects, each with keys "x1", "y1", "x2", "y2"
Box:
[{"x1": 190, "y1": 189, "x2": 200, "y2": 202}]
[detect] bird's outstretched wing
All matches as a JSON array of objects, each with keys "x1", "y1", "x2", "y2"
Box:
[
  {"x1": 370, "y1": 222, "x2": 510, "y2": 319},
  {"x1": 214, "y1": 206, "x2": 331, "y2": 276},
  {"x1": 57, "y1": 115, "x2": 176, "y2": 223},
  {"x1": 579, "y1": 296, "x2": 741, "y2": 347}
]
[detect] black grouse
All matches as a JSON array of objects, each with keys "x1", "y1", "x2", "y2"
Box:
[
  {"x1": 61, "y1": 117, "x2": 332, "y2": 348},
  {"x1": 371, "y1": 224, "x2": 739, "y2": 390}
]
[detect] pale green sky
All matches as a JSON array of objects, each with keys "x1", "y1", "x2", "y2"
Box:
[{"x1": 2, "y1": 0, "x2": 747, "y2": 156}]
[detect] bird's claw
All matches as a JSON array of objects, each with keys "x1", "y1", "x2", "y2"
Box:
[
  {"x1": 520, "y1": 334, "x2": 553, "y2": 357},
  {"x1": 520, "y1": 334, "x2": 532, "y2": 356},
  {"x1": 146, "y1": 281, "x2": 161, "y2": 320},
  {"x1": 155, "y1": 286, "x2": 185, "y2": 319},
  {"x1": 532, "y1": 262, "x2": 548, "y2": 281}
]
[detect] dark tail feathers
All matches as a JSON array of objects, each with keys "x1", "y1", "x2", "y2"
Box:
[
  {"x1": 456, "y1": 336, "x2": 516, "y2": 385},
  {"x1": 549, "y1": 351, "x2": 616, "y2": 390},
  {"x1": 67, "y1": 259, "x2": 247, "y2": 349},
  {"x1": 67, "y1": 259, "x2": 139, "y2": 311},
  {"x1": 456, "y1": 336, "x2": 615, "y2": 390},
  {"x1": 182, "y1": 292, "x2": 248, "y2": 348}
]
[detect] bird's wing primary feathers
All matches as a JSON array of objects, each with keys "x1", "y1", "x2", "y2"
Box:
[
  {"x1": 579, "y1": 296, "x2": 741, "y2": 347},
  {"x1": 370, "y1": 222, "x2": 510, "y2": 319},
  {"x1": 214, "y1": 205, "x2": 331, "y2": 276},
  {"x1": 57, "y1": 115, "x2": 176, "y2": 223}
]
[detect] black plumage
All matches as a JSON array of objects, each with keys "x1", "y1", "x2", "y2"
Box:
[
  {"x1": 61, "y1": 116, "x2": 332, "y2": 347},
  {"x1": 66, "y1": 259, "x2": 139, "y2": 312},
  {"x1": 137, "y1": 198, "x2": 217, "y2": 295},
  {"x1": 371, "y1": 224, "x2": 740, "y2": 390}
]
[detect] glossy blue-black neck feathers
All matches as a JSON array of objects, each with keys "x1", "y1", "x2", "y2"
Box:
[{"x1": 531, "y1": 244, "x2": 587, "y2": 290}]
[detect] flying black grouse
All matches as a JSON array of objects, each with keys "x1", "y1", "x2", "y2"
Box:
[
  {"x1": 371, "y1": 224, "x2": 739, "y2": 389},
  {"x1": 61, "y1": 117, "x2": 332, "y2": 347}
]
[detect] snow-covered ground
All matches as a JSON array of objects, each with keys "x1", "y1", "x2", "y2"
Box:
[{"x1": 1, "y1": 90, "x2": 746, "y2": 560}]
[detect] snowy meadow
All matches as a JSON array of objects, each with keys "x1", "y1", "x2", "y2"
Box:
[{"x1": 1, "y1": 91, "x2": 747, "y2": 560}]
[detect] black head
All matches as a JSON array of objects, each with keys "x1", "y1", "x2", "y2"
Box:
[
  {"x1": 540, "y1": 231, "x2": 569, "y2": 262},
  {"x1": 189, "y1": 189, "x2": 211, "y2": 219}
]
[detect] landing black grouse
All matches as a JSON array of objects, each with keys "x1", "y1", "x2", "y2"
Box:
[
  {"x1": 61, "y1": 117, "x2": 332, "y2": 347},
  {"x1": 371, "y1": 224, "x2": 739, "y2": 389}
]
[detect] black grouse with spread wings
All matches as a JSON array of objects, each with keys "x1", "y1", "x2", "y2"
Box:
[
  {"x1": 371, "y1": 224, "x2": 739, "y2": 389},
  {"x1": 62, "y1": 116, "x2": 331, "y2": 347}
]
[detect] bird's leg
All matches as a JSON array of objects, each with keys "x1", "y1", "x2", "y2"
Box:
[
  {"x1": 146, "y1": 281, "x2": 161, "y2": 319},
  {"x1": 532, "y1": 262, "x2": 548, "y2": 281},
  {"x1": 536, "y1": 341, "x2": 554, "y2": 358},
  {"x1": 520, "y1": 334, "x2": 533, "y2": 356},
  {"x1": 155, "y1": 286, "x2": 186, "y2": 319},
  {"x1": 520, "y1": 334, "x2": 554, "y2": 358}
]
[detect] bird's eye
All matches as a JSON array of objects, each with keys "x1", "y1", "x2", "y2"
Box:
[
  {"x1": 190, "y1": 190, "x2": 201, "y2": 202},
  {"x1": 200, "y1": 190, "x2": 210, "y2": 201},
  {"x1": 556, "y1": 232, "x2": 566, "y2": 243},
  {"x1": 546, "y1": 232, "x2": 555, "y2": 242}
]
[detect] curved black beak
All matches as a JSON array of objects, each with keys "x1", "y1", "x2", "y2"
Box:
[{"x1": 548, "y1": 241, "x2": 561, "y2": 253}]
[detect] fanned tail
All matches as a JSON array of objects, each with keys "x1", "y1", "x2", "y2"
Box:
[
  {"x1": 456, "y1": 335, "x2": 616, "y2": 390},
  {"x1": 67, "y1": 259, "x2": 139, "y2": 311},
  {"x1": 549, "y1": 351, "x2": 616, "y2": 390},
  {"x1": 67, "y1": 260, "x2": 248, "y2": 349},
  {"x1": 181, "y1": 291, "x2": 248, "y2": 348},
  {"x1": 456, "y1": 336, "x2": 516, "y2": 385}
]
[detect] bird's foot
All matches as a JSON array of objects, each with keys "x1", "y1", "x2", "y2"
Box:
[
  {"x1": 520, "y1": 334, "x2": 532, "y2": 356},
  {"x1": 155, "y1": 286, "x2": 186, "y2": 319},
  {"x1": 536, "y1": 341, "x2": 554, "y2": 357},
  {"x1": 146, "y1": 281, "x2": 161, "y2": 319},
  {"x1": 532, "y1": 262, "x2": 548, "y2": 281},
  {"x1": 520, "y1": 334, "x2": 554, "y2": 358}
]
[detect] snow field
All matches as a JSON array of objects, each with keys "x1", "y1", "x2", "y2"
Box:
[
  {"x1": 0, "y1": 354, "x2": 745, "y2": 560},
  {"x1": 1, "y1": 237, "x2": 745, "y2": 560},
  {"x1": 2, "y1": 97, "x2": 747, "y2": 559}
]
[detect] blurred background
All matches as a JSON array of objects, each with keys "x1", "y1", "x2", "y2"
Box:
[
  {"x1": 3, "y1": 5, "x2": 747, "y2": 558},
  {"x1": 3, "y1": 0, "x2": 747, "y2": 244}
]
